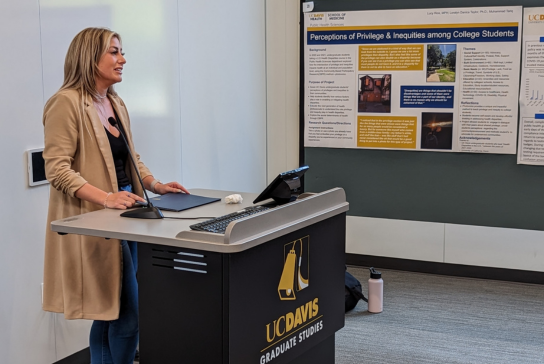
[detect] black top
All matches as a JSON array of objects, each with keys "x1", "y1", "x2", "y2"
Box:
[{"x1": 105, "y1": 118, "x2": 130, "y2": 187}]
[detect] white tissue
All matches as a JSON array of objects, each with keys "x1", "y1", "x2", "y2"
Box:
[{"x1": 225, "y1": 194, "x2": 243, "y2": 204}]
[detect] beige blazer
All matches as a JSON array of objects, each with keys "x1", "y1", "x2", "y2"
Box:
[{"x1": 42, "y1": 88, "x2": 151, "y2": 320}]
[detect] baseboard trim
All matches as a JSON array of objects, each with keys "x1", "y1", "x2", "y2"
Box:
[
  {"x1": 346, "y1": 254, "x2": 544, "y2": 285},
  {"x1": 53, "y1": 347, "x2": 89, "y2": 364}
]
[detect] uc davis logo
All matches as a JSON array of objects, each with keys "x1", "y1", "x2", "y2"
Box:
[{"x1": 278, "y1": 236, "x2": 309, "y2": 300}]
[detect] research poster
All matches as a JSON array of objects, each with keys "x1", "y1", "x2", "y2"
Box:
[
  {"x1": 517, "y1": 8, "x2": 544, "y2": 165},
  {"x1": 304, "y1": 6, "x2": 522, "y2": 154}
]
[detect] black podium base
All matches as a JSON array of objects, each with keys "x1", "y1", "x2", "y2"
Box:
[
  {"x1": 291, "y1": 335, "x2": 335, "y2": 363},
  {"x1": 139, "y1": 213, "x2": 345, "y2": 363}
]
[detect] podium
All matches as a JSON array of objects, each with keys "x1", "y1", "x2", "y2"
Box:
[{"x1": 51, "y1": 188, "x2": 349, "y2": 364}]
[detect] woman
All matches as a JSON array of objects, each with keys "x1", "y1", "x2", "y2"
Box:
[{"x1": 42, "y1": 27, "x2": 188, "y2": 364}]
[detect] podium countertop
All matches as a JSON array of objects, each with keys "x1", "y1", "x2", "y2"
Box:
[{"x1": 51, "y1": 188, "x2": 348, "y2": 253}]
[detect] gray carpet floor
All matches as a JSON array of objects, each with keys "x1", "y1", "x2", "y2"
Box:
[{"x1": 337, "y1": 266, "x2": 544, "y2": 364}]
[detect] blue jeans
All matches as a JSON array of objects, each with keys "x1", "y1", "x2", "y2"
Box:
[{"x1": 90, "y1": 185, "x2": 138, "y2": 364}]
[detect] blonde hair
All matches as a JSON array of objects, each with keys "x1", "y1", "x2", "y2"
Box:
[{"x1": 60, "y1": 27, "x2": 122, "y2": 99}]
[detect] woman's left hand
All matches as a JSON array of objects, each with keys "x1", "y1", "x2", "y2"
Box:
[{"x1": 154, "y1": 181, "x2": 190, "y2": 195}]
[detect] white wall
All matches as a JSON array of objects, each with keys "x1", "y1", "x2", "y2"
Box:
[
  {"x1": 178, "y1": 1, "x2": 267, "y2": 192},
  {"x1": 0, "y1": 0, "x2": 271, "y2": 362},
  {"x1": 265, "y1": 0, "x2": 301, "y2": 181},
  {"x1": 0, "y1": 1, "x2": 59, "y2": 363},
  {"x1": 346, "y1": 216, "x2": 544, "y2": 272}
]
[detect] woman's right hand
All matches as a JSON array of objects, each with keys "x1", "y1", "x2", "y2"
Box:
[{"x1": 105, "y1": 191, "x2": 146, "y2": 209}]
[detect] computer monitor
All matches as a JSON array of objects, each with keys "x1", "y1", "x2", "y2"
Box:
[{"x1": 253, "y1": 166, "x2": 309, "y2": 205}]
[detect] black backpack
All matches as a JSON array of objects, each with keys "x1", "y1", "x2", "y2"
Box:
[{"x1": 345, "y1": 268, "x2": 367, "y2": 312}]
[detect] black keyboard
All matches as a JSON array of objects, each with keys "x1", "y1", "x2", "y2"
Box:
[{"x1": 190, "y1": 205, "x2": 270, "y2": 234}]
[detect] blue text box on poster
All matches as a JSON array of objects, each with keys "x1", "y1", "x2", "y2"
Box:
[{"x1": 401, "y1": 86, "x2": 454, "y2": 108}]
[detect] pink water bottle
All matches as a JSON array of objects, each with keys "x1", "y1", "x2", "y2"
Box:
[{"x1": 368, "y1": 267, "x2": 383, "y2": 313}]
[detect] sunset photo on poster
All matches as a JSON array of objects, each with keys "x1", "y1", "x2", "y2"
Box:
[{"x1": 421, "y1": 112, "x2": 453, "y2": 150}]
